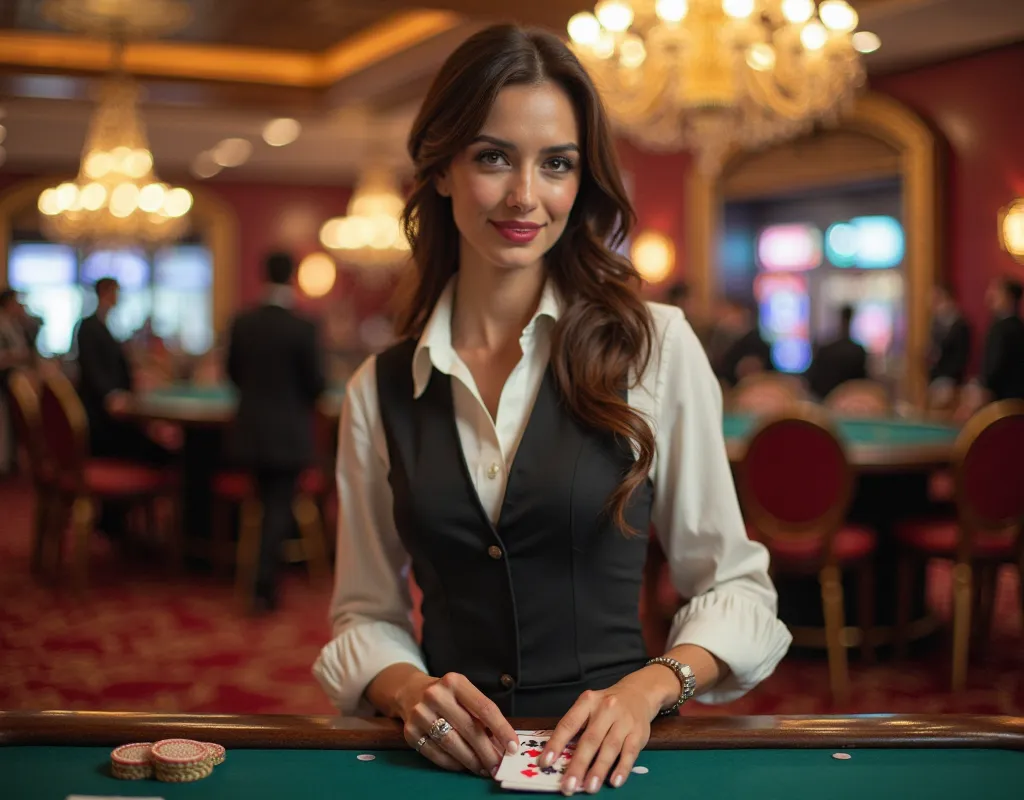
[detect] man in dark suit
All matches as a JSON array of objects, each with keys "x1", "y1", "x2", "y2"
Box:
[
  {"x1": 76, "y1": 277, "x2": 171, "y2": 465},
  {"x1": 928, "y1": 283, "x2": 971, "y2": 387},
  {"x1": 716, "y1": 300, "x2": 773, "y2": 387},
  {"x1": 979, "y1": 277, "x2": 1024, "y2": 401},
  {"x1": 227, "y1": 252, "x2": 326, "y2": 612},
  {"x1": 805, "y1": 305, "x2": 868, "y2": 401}
]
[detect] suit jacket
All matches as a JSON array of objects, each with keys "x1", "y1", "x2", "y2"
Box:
[
  {"x1": 227, "y1": 302, "x2": 326, "y2": 469},
  {"x1": 718, "y1": 328, "x2": 773, "y2": 387},
  {"x1": 929, "y1": 316, "x2": 971, "y2": 385},
  {"x1": 980, "y1": 314, "x2": 1024, "y2": 401},
  {"x1": 806, "y1": 336, "x2": 868, "y2": 400},
  {"x1": 75, "y1": 313, "x2": 132, "y2": 438}
]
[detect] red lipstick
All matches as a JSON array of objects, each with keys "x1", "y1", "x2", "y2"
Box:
[{"x1": 489, "y1": 220, "x2": 544, "y2": 244}]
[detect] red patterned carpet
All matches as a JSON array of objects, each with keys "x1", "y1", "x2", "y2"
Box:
[{"x1": 0, "y1": 475, "x2": 1021, "y2": 717}]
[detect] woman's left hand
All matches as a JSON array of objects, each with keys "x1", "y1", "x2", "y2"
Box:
[{"x1": 537, "y1": 676, "x2": 658, "y2": 795}]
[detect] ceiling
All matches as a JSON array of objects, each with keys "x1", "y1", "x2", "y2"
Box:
[{"x1": 0, "y1": 0, "x2": 1021, "y2": 184}]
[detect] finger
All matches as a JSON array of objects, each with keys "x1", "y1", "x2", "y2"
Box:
[
  {"x1": 582, "y1": 722, "x2": 629, "y2": 794},
  {"x1": 540, "y1": 690, "x2": 595, "y2": 768},
  {"x1": 433, "y1": 676, "x2": 503, "y2": 773},
  {"x1": 447, "y1": 673, "x2": 519, "y2": 756},
  {"x1": 559, "y1": 703, "x2": 615, "y2": 796},
  {"x1": 608, "y1": 732, "x2": 644, "y2": 789},
  {"x1": 411, "y1": 702, "x2": 487, "y2": 776},
  {"x1": 404, "y1": 725, "x2": 462, "y2": 772}
]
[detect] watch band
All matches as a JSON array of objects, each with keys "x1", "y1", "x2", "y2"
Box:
[{"x1": 646, "y1": 657, "x2": 696, "y2": 716}]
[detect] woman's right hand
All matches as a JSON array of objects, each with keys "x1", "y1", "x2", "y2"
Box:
[{"x1": 397, "y1": 672, "x2": 519, "y2": 776}]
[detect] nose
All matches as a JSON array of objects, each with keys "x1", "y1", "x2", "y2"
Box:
[{"x1": 506, "y1": 168, "x2": 537, "y2": 212}]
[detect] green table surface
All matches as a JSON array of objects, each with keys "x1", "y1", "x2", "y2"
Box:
[
  {"x1": 3, "y1": 745, "x2": 1022, "y2": 800},
  {"x1": 722, "y1": 413, "x2": 960, "y2": 447}
]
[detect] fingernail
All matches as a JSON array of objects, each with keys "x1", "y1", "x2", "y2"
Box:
[
  {"x1": 507, "y1": 740, "x2": 519, "y2": 755},
  {"x1": 491, "y1": 765, "x2": 499, "y2": 777},
  {"x1": 562, "y1": 776, "x2": 577, "y2": 795},
  {"x1": 539, "y1": 751, "x2": 553, "y2": 767},
  {"x1": 481, "y1": 769, "x2": 490, "y2": 777},
  {"x1": 611, "y1": 774, "x2": 624, "y2": 788},
  {"x1": 587, "y1": 776, "x2": 600, "y2": 793}
]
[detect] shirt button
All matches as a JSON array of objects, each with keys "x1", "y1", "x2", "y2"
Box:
[
  {"x1": 487, "y1": 462, "x2": 501, "y2": 480},
  {"x1": 487, "y1": 545, "x2": 503, "y2": 560},
  {"x1": 500, "y1": 673, "x2": 515, "y2": 689}
]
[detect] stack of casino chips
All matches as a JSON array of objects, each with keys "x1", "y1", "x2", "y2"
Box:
[{"x1": 110, "y1": 739, "x2": 226, "y2": 783}]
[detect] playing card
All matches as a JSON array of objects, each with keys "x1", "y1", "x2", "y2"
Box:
[{"x1": 495, "y1": 730, "x2": 578, "y2": 792}]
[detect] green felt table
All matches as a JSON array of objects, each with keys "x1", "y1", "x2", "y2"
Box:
[{"x1": 1, "y1": 712, "x2": 1021, "y2": 800}]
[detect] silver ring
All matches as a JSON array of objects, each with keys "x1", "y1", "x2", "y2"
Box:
[
  {"x1": 414, "y1": 735, "x2": 429, "y2": 752},
  {"x1": 428, "y1": 717, "x2": 453, "y2": 743}
]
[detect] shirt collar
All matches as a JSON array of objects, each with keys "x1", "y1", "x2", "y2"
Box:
[
  {"x1": 411, "y1": 275, "x2": 562, "y2": 399},
  {"x1": 266, "y1": 285, "x2": 295, "y2": 308}
]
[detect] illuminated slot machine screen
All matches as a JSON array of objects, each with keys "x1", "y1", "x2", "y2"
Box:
[{"x1": 7, "y1": 242, "x2": 81, "y2": 357}]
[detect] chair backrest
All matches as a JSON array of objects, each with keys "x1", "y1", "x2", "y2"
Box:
[
  {"x1": 732, "y1": 373, "x2": 805, "y2": 416},
  {"x1": 738, "y1": 403, "x2": 853, "y2": 556},
  {"x1": 38, "y1": 369, "x2": 90, "y2": 476},
  {"x1": 953, "y1": 400, "x2": 1024, "y2": 546},
  {"x1": 824, "y1": 380, "x2": 892, "y2": 418},
  {"x1": 6, "y1": 370, "x2": 47, "y2": 480}
]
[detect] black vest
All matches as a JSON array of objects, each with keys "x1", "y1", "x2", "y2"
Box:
[{"x1": 376, "y1": 339, "x2": 653, "y2": 716}]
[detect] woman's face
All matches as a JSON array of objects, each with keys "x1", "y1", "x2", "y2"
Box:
[{"x1": 438, "y1": 81, "x2": 582, "y2": 275}]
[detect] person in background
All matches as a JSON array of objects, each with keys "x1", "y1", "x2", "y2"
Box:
[
  {"x1": 664, "y1": 281, "x2": 712, "y2": 350},
  {"x1": 226, "y1": 251, "x2": 326, "y2": 613},
  {"x1": 0, "y1": 288, "x2": 34, "y2": 385},
  {"x1": 716, "y1": 299, "x2": 772, "y2": 387},
  {"x1": 805, "y1": 304, "x2": 868, "y2": 401},
  {"x1": 977, "y1": 277, "x2": 1024, "y2": 402},
  {"x1": 927, "y1": 283, "x2": 971, "y2": 410}
]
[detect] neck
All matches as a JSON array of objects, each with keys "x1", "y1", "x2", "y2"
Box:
[
  {"x1": 450, "y1": 256, "x2": 546, "y2": 352},
  {"x1": 96, "y1": 306, "x2": 110, "y2": 321}
]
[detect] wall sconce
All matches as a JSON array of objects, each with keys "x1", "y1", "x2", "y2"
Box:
[
  {"x1": 998, "y1": 198, "x2": 1024, "y2": 264},
  {"x1": 630, "y1": 230, "x2": 675, "y2": 283}
]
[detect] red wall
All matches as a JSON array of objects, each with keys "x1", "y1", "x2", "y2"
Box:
[{"x1": 871, "y1": 43, "x2": 1024, "y2": 354}]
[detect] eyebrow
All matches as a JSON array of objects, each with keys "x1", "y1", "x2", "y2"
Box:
[{"x1": 471, "y1": 134, "x2": 580, "y2": 155}]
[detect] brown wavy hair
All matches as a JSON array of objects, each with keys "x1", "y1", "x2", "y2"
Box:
[{"x1": 396, "y1": 24, "x2": 655, "y2": 535}]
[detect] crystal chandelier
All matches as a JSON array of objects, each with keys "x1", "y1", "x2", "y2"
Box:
[
  {"x1": 318, "y1": 167, "x2": 411, "y2": 283},
  {"x1": 36, "y1": 0, "x2": 193, "y2": 249},
  {"x1": 568, "y1": 0, "x2": 869, "y2": 173}
]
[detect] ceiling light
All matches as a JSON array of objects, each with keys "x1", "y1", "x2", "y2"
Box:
[
  {"x1": 212, "y1": 137, "x2": 252, "y2": 168},
  {"x1": 852, "y1": 31, "x2": 881, "y2": 54},
  {"x1": 191, "y1": 151, "x2": 222, "y2": 179},
  {"x1": 262, "y1": 117, "x2": 301, "y2": 147}
]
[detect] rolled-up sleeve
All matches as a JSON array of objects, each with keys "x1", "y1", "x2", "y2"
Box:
[
  {"x1": 312, "y1": 357, "x2": 427, "y2": 715},
  {"x1": 647, "y1": 306, "x2": 792, "y2": 703}
]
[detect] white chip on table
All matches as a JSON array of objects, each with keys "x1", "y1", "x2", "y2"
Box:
[
  {"x1": 832, "y1": 752, "x2": 852, "y2": 760},
  {"x1": 356, "y1": 753, "x2": 376, "y2": 761},
  {"x1": 631, "y1": 765, "x2": 649, "y2": 774}
]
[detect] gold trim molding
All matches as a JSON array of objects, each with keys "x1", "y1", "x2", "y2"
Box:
[
  {"x1": 0, "y1": 10, "x2": 461, "y2": 87},
  {"x1": 687, "y1": 92, "x2": 939, "y2": 407},
  {"x1": 0, "y1": 177, "x2": 239, "y2": 341}
]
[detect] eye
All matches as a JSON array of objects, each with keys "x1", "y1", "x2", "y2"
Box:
[
  {"x1": 475, "y1": 149, "x2": 509, "y2": 167},
  {"x1": 546, "y1": 156, "x2": 576, "y2": 173}
]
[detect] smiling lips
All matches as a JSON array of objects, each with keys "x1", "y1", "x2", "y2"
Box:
[{"x1": 490, "y1": 219, "x2": 544, "y2": 244}]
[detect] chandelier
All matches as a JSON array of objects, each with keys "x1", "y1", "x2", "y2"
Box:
[
  {"x1": 318, "y1": 167, "x2": 411, "y2": 283},
  {"x1": 36, "y1": 0, "x2": 193, "y2": 249},
  {"x1": 567, "y1": 0, "x2": 869, "y2": 173}
]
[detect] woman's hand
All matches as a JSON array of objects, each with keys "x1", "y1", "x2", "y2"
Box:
[
  {"x1": 537, "y1": 676, "x2": 659, "y2": 795},
  {"x1": 396, "y1": 672, "x2": 519, "y2": 777}
]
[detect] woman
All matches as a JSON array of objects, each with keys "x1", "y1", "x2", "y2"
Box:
[{"x1": 314, "y1": 25, "x2": 791, "y2": 794}]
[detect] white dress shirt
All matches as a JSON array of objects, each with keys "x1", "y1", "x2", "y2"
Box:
[{"x1": 313, "y1": 278, "x2": 792, "y2": 715}]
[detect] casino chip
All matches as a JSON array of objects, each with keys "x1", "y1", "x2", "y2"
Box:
[
  {"x1": 110, "y1": 742, "x2": 154, "y2": 780},
  {"x1": 356, "y1": 754, "x2": 376, "y2": 762},
  {"x1": 151, "y1": 738, "x2": 215, "y2": 783},
  {"x1": 631, "y1": 766, "x2": 649, "y2": 775},
  {"x1": 832, "y1": 753, "x2": 852, "y2": 760}
]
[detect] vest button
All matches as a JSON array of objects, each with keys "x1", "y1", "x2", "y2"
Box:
[
  {"x1": 500, "y1": 673, "x2": 515, "y2": 689},
  {"x1": 487, "y1": 462, "x2": 500, "y2": 479},
  {"x1": 487, "y1": 545, "x2": 503, "y2": 560}
]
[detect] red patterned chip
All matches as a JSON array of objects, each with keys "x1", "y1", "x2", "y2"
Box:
[{"x1": 151, "y1": 739, "x2": 209, "y2": 765}]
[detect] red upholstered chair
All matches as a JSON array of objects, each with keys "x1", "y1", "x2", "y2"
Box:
[
  {"x1": 37, "y1": 371, "x2": 178, "y2": 589},
  {"x1": 893, "y1": 400, "x2": 1024, "y2": 691},
  {"x1": 6, "y1": 370, "x2": 57, "y2": 575},
  {"x1": 737, "y1": 403, "x2": 877, "y2": 706}
]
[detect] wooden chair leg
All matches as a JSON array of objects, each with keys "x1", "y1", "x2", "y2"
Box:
[
  {"x1": 894, "y1": 551, "x2": 915, "y2": 662},
  {"x1": 30, "y1": 485, "x2": 53, "y2": 576},
  {"x1": 857, "y1": 561, "x2": 876, "y2": 665},
  {"x1": 69, "y1": 495, "x2": 94, "y2": 593},
  {"x1": 819, "y1": 564, "x2": 850, "y2": 707},
  {"x1": 950, "y1": 560, "x2": 973, "y2": 693},
  {"x1": 973, "y1": 563, "x2": 998, "y2": 658},
  {"x1": 293, "y1": 494, "x2": 329, "y2": 585},
  {"x1": 211, "y1": 499, "x2": 233, "y2": 577},
  {"x1": 234, "y1": 498, "x2": 262, "y2": 609}
]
